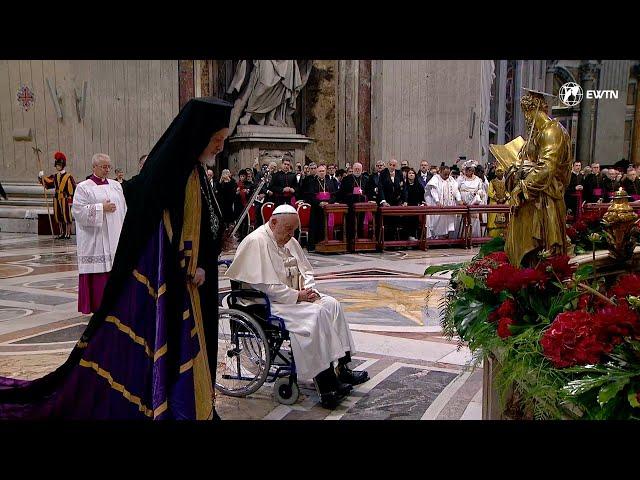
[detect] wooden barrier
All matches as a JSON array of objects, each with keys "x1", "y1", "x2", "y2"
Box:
[
  {"x1": 467, "y1": 204, "x2": 511, "y2": 246},
  {"x1": 421, "y1": 206, "x2": 469, "y2": 248},
  {"x1": 315, "y1": 203, "x2": 348, "y2": 254},
  {"x1": 352, "y1": 202, "x2": 378, "y2": 252},
  {"x1": 583, "y1": 200, "x2": 640, "y2": 215},
  {"x1": 378, "y1": 205, "x2": 428, "y2": 251}
]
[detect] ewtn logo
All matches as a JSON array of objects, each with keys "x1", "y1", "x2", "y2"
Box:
[{"x1": 559, "y1": 82, "x2": 619, "y2": 107}]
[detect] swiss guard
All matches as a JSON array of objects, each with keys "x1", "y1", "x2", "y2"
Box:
[{"x1": 38, "y1": 151, "x2": 76, "y2": 239}]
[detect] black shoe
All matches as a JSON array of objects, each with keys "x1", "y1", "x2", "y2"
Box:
[
  {"x1": 336, "y1": 378, "x2": 353, "y2": 395},
  {"x1": 337, "y1": 353, "x2": 370, "y2": 386},
  {"x1": 320, "y1": 390, "x2": 347, "y2": 409},
  {"x1": 337, "y1": 367, "x2": 369, "y2": 386},
  {"x1": 314, "y1": 367, "x2": 351, "y2": 409}
]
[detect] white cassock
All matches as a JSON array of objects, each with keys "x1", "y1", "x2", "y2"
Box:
[
  {"x1": 425, "y1": 175, "x2": 462, "y2": 238},
  {"x1": 71, "y1": 179, "x2": 127, "y2": 274},
  {"x1": 457, "y1": 175, "x2": 487, "y2": 237},
  {"x1": 226, "y1": 224, "x2": 356, "y2": 381}
]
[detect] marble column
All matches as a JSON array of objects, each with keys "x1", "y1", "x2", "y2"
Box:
[
  {"x1": 577, "y1": 61, "x2": 600, "y2": 164},
  {"x1": 178, "y1": 60, "x2": 195, "y2": 110},
  {"x1": 593, "y1": 60, "x2": 632, "y2": 164},
  {"x1": 357, "y1": 60, "x2": 372, "y2": 171},
  {"x1": 545, "y1": 62, "x2": 556, "y2": 101}
]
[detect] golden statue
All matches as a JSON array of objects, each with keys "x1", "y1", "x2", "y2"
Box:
[
  {"x1": 486, "y1": 166, "x2": 508, "y2": 238},
  {"x1": 602, "y1": 188, "x2": 640, "y2": 260},
  {"x1": 490, "y1": 89, "x2": 572, "y2": 266}
]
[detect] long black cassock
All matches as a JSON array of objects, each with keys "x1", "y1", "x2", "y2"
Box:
[
  {"x1": 336, "y1": 173, "x2": 368, "y2": 249},
  {"x1": 304, "y1": 175, "x2": 336, "y2": 249}
]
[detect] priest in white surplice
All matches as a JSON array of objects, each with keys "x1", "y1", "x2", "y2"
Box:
[
  {"x1": 226, "y1": 204, "x2": 369, "y2": 409},
  {"x1": 457, "y1": 160, "x2": 488, "y2": 237},
  {"x1": 425, "y1": 165, "x2": 462, "y2": 239},
  {"x1": 72, "y1": 153, "x2": 127, "y2": 314}
]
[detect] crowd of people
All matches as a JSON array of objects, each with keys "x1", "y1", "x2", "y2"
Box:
[
  {"x1": 205, "y1": 156, "x2": 510, "y2": 250},
  {"x1": 564, "y1": 160, "x2": 640, "y2": 215}
]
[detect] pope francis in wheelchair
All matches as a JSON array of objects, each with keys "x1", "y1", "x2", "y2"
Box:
[{"x1": 222, "y1": 204, "x2": 369, "y2": 409}]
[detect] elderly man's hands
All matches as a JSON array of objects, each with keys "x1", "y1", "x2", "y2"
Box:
[{"x1": 297, "y1": 288, "x2": 319, "y2": 303}]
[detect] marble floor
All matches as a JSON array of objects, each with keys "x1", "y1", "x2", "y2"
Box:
[{"x1": 0, "y1": 233, "x2": 483, "y2": 420}]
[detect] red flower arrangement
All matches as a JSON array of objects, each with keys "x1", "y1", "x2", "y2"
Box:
[
  {"x1": 486, "y1": 264, "x2": 548, "y2": 293},
  {"x1": 608, "y1": 273, "x2": 640, "y2": 300},
  {"x1": 489, "y1": 298, "x2": 518, "y2": 325},
  {"x1": 542, "y1": 301, "x2": 640, "y2": 368},
  {"x1": 465, "y1": 251, "x2": 511, "y2": 281},
  {"x1": 537, "y1": 255, "x2": 575, "y2": 281},
  {"x1": 593, "y1": 302, "x2": 640, "y2": 344},
  {"x1": 540, "y1": 311, "x2": 609, "y2": 368},
  {"x1": 497, "y1": 317, "x2": 514, "y2": 338}
]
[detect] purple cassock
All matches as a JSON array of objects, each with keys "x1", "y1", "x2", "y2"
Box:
[{"x1": 0, "y1": 219, "x2": 209, "y2": 419}]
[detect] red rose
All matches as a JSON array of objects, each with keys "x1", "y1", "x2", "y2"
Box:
[
  {"x1": 465, "y1": 251, "x2": 511, "y2": 281},
  {"x1": 486, "y1": 264, "x2": 520, "y2": 293},
  {"x1": 577, "y1": 294, "x2": 591, "y2": 311},
  {"x1": 566, "y1": 226, "x2": 578, "y2": 241},
  {"x1": 487, "y1": 264, "x2": 548, "y2": 293},
  {"x1": 609, "y1": 274, "x2": 640, "y2": 300},
  {"x1": 484, "y1": 252, "x2": 510, "y2": 264},
  {"x1": 497, "y1": 317, "x2": 514, "y2": 338},
  {"x1": 497, "y1": 298, "x2": 517, "y2": 318},
  {"x1": 512, "y1": 268, "x2": 548, "y2": 290},
  {"x1": 537, "y1": 255, "x2": 575, "y2": 281},
  {"x1": 541, "y1": 311, "x2": 609, "y2": 368},
  {"x1": 593, "y1": 302, "x2": 640, "y2": 342}
]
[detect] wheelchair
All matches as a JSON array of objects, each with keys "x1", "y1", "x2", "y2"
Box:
[{"x1": 216, "y1": 260, "x2": 300, "y2": 405}]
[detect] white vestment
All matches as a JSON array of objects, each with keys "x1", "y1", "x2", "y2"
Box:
[
  {"x1": 457, "y1": 175, "x2": 487, "y2": 237},
  {"x1": 71, "y1": 179, "x2": 127, "y2": 274},
  {"x1": 226, "y1": 224, "x2": 356, "y2": 381},
  {"x1": 425, "y1": 175, "x2": 462, "y2": 238}
]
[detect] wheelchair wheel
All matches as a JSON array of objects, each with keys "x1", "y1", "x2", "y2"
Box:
[
  {"x1": 274, "y1": 376, "x2": 300, "y2": 405},
  {"x1": 216, "y1": 308, "x2": 270, "y2": 398}
]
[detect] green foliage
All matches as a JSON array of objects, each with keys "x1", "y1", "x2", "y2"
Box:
[
  {"x1": 429, "y1": 236, "x2": 640, "y2": 419},
  {"x1": 478, "y1": 237, "x2": 505, "y2": 258},
  {"x1": 491, "y1": 326, "x2": 580, "y2": 419},
  {"x1": 424, "y1": 263, "x2": 465, "y2": 276}
]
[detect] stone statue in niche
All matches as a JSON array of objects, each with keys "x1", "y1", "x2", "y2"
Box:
[{"x1": 227, "y1": 60, "x2": 313, "y2": 133}]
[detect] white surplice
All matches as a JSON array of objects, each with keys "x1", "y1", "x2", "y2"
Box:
[
  {"x1": 457, "y1": 175, "x2": 487, "y2": 237},
  {"x1": 226, "y1": 224, "x2": 356, "y2": 381},
  {"x1": 71, "y1": 179, "x2": 127, "y2": 274},
  {"x1": 425, "y1": 174, "x2": 462, "y2": 238}
]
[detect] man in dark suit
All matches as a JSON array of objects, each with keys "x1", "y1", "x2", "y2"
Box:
[
  {"x1": 304, "y1": 164, "x2": 337, "y2": 251},
  {"x1": 365, "y1": 160, "x2": 386, "y2": 204},
  {"x1": 417, "y1": 160, "x2": 433, "y2": 188},
  {"x1": 583, "y1": 163, "x2": 605, "y2": 202},
  {"x1": 337, "y1": 162, "x2": 368, "y2": 250},
  {"x1": 271, "y1": 157, "x2": 299, "y2": 206},
  {"x1": 299, "y1": 162, "x2": 317, "y2": 201},
  {"x1": 378, "y1": 158, "x2": 404, "y2": 242},
  {"x1": 378, "y1": 158, "x2": 404, "y2": 206},
  {"x1": 564, "y1": 160, "x2": 584, "y2": 215}
]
